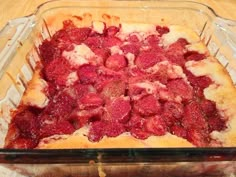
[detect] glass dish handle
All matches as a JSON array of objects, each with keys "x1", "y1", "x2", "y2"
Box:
[
  {"x1": 214, "y1": 17, "x2": 236, "y2": 55},
  {"x1": 0, "y1": 16, "x2": 34, "y2": 77}
]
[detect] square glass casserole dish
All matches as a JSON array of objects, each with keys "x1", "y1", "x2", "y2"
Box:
[{"x1": 1, "y1": 0, "x2": 236, "y2": 176}]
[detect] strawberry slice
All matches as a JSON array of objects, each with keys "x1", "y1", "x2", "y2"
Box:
[
  {"x1": 134, "y1": 95, "x2": 161, "y2": 116},
  {"x1": 208, "y1": 114, "x2": 226, "y2": 132},
  {"x1": 43, "y1": 57, "x2": 72, "y2": 86},
  {"x1": 66, "y1": 27, "x2": 91, "y2": 44},
  {"x1": 144, "y1": 116, "x2": 167, "y2": 136},
  {"x1": 156, "y1": 26, "x2": 170, "y2": 36},
  {"x1": 186, "y1": 129, "x2": 209, "y2": 147},
  {"x1": 102, "y1": 37, "x2": 122, "y2": 48},
  {"x1": 130, "y1": 128, "x2": 150, "y2": 140},
  {"x1": 105, "y1": 54, "x2": 127, "y2": 71},
  {"x1": 182, "y1": 101, "x2": 208, "y2": 131},
  {"x1": 78, "y1": 64, "x2": 98, "y2": 84},
  {"x1": 84, "y1": 36, "x2": 103, "y2": 49},
  {"x1": 105, "y1": 121, "x2": 126, "y2": 137},
  {"x1": 184, "y1": 51, "x2": 206, "y2": 61},
  {"x1": 105, "y1": 26, "x2": 120, "y2": 36},
  {"x1": 121, "y1": 44, "x2": 140, "y2": 56},
  {"x1": 40, "y1": 120, "x2": 75, "y2": 139},
  {"x1": 167, "y1": 79, "x2": 193, "y2": 101},
  {"x1": 79, "y1": 93, "x2": 104, "y2": 110},
  {"x1": 170, "y1": 124, "x2": 187, "y2": 138},
  {"x1": 106, "y1": 96, "x2": 131, "y2": 123},
  {"x1": 13, "y1": 110, "x2": 39, "y2": 139},
  {"x1": 135, "y1": 50, "x2": 166, "y2": 69},
  {"x1": 125, "y1": 114, "x2": 145, "y2": 130},
  {"x1": 200, "y1": 99, "x2": 217, "y2": 117},
  {"x1": 88, "y1": 121, "x2": 106, "y2": 142},
  {"x1": 166, "y1": 38, "x2": 188, "y2": 66},
  {"x1": 163, "y1": 101, "x2": 184, "y2": 120},
  {"x1": 101, "y1": 79, "x2": 126, "y2": 100}
]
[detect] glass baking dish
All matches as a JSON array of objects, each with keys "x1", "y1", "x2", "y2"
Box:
[{"x1": 1, "y1": 0, "x2": 236, "y2": 176}]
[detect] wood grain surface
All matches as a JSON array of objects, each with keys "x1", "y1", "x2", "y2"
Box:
[{"x1": 0, "y1": 0, "x2": 236, "y2": 29}]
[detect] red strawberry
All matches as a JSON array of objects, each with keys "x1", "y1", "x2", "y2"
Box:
[
  {"x1": 200, "y1": 99, "x2": 217, "y2": 117},
  {"x1": 105, "y1": 121, "x2": 126, "y2": 137},
  {"x1": 125, "y1": 114, "x2": 145, "y2": 130},
  {"x1": 102, "y1": 37, "x2": 122, "y2": 48},
  {"x1": 84, "y1": 36, "x2": 103, "y2": 49},
  {"x1": 101, "y1": 79, "x2": 126, "y2": 100},
  {"x1": 43, "y1": 90, "x2": 76, "y2": 119},
  {"x1": 66, "y1": 27, "x2": 91, "y2": 44},
  {"x1": 78, "y1": 64, "x2": 98, "y2": 84},
  {"x1": 184, "y1": 51, "x2": 206, "y2": 61},
  {"x1": 39, "y1": 40, "x2": 56, "y2": 63},
  {"x1": 134, "y1": 95, "x2": 161, "y2": 116},
  {"x1": 135, "y1": 50, "x2": 166, "y2": 69},
  {"x1": 208, "y1": 114, "x2": 226, "y2": 132},
  {"x1": 163, "y1": 101, "x2": 184, "y2": 120},
  {"x1": 184, "y1": 69, "x2": 212, "y2": 89},
  {"x1": 79, "y1": 93, "x2": 104, "y2": 110},
  {"x1": 105, "y1": 54, "x2": 127, "y2": 71},
  {"x1": 166, "y1": 38, "x2": 188, "y2": 66},
  {"x1": 121, "y1": 44, "x2": 140, "y2": 56},
  {"x1": 145, "y1": 35, "x2": 161, "y2": 49},
  {"x1": 106, "y1": 97, "x2": 131, "y2": 123},
  {"x1": 105, "y1": 26, "x2": 120, "y2": 36},
  {"x1": 144, "y1": 116, "x2": 167, "y2": 136},
  {"x1": 182, "y1": 101, "x2": 208, "y2": 131},
  {"x1": 43, "y1": 58, "x2": 72, "y2": 86},
  {"x1": 130, "y1": 128, "x2": 150, "y2": 140},
  {"x1": 13, "y1": 110, "x2": 39, "y2": 139},
  {"x1": 167, "y1": 79, "x2": 193, "y2": 101},
  {"x1": 88, "y1": 121, "x2": 106, "y2": 142},
  {"x1": 127, "y1": 34, "x2": 140, "y2": 43},
  {"x1": 40, "y1": 120, "x2": 75, "y2": 138},
  {"x1": 186, "y1": 129, "x2": 209, "y2": 147},
  {"x1": 170, "y1": 124, "x2": 187, "y2": 138},
  {"x1": 93, "y1": 48, "x2": 110, "y2": 61},
  {"x1": 156, "y1": 26, "x2": 170, "y2": 36}
]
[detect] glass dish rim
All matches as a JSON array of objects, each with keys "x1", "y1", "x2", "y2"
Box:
[{"x1": 1, "y1": 0, "x2": 236, "y2": 164}]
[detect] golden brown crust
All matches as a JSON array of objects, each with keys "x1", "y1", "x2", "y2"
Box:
[
  {"x1": 21, "y1": 69, "x2": 49, "y2": 108},
  {"x1": 37, "y1": 128, "x2": 193, "y2": 149}
]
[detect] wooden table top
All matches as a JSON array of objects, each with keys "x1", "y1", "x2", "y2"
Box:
[{"x1": 0, "y1": 0, "x2": 236, "y2": 30}]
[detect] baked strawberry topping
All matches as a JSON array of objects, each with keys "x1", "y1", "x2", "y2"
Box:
[{"x1": 6, "y1": 21, "x2": 228, "y2": 149}]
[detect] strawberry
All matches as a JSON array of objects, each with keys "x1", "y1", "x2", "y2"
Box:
[
  {"x1": 66, "y1": 27, "x2": 91, "y2": 44},
  {"x1": 121, "y1": 44, "x2": 140, "y2": 56},
  {"x1": 184, "y1": 51, "x2": 206, "y2": 61},
  {"x1": 170, "y1": 124, "x2": 187, "y2": 138},
  {"x1": 134, "y1": 95, "x2": 161, "y2": 116},
  {"x1": 130, "y1": 128, "x2": 150, "y2": 140},
  {"x1": 156, "y1": 26, "x2": 170, "y2": 36},
  {"x1": 88, "y1": 121, "x2": 106, "y2": 142},
  {"x1": 167, "y1": 79, "x2": 193, "y2": 101},
  {"x1": 105, "y1": 26, "x2": 120, "y2": 36},
  {"x1": 79, "y1": 93, "x2": 104, "y2": 110},
  {"x1": 135, "y1": 50, "x2": 166, "y2": 69},
  {"x1": 101, "y1": 79, "x2": 126, "y2": 100},
  {"x1": 144, "y1": 116, "x2": 167, "y2": 136},
  {"x1": 78, "y1": 64, "x2": 98, "y2": 84},
  {"x1": 105, "y1": 121, "x2": 126, "y2": 137},
  {"x1": 106, "y1": 96, "x2": 131, "y2": 123},
  {"x1": 105, "y1": 54, "x2": 127, "y2": 71}
]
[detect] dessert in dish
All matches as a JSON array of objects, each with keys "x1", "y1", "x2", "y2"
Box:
[{"x1": 4, "y1": 14, "x2": 236, "y2": 149}]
